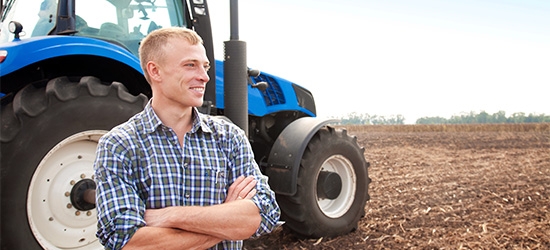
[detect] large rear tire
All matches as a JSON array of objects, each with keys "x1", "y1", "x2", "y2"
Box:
[
  {"x1": 276, "y1": 126, "x2": 371, "y2": 238},
  {"x1": 0, "y1": 76, "x2": 147, "y2": 249}
]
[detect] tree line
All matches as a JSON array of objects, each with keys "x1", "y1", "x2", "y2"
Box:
[
  {"x1": 416, "y1": 111, "x2": 550, "y2": 124},
  {"x1": 332, "y1": 112, "x2": 406, "y2": 125},
  {"x1": 333, "y1": 111, "x2": 550, "y2": 125}
]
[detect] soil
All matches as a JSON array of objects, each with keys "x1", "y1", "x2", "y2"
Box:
[{"x1": 244, "y1": 124, "x2": 550, "y2": 249}]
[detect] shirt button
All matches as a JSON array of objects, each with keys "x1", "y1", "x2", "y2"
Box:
[
  {"x1": 183, "y1": 163, "x2": 188, "y2": 169},
  {"x1": 185, "y1": 193, "x2": 190, "y2": 198}
]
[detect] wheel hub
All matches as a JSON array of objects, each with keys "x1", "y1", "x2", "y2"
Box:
[
  {"x1": 70, "y1": 179, "x2": 97, "y2": 211},
  {"x1": 316, "y1": 154, "x2": 357, "y2": 218},
  {"x1": 317, "y1": 171, "x2": 342, "y2": 199}
]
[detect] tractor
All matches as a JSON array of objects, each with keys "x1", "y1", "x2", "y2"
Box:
[{"x1": 0, "y1": 0, "x2": 371, "y2": 248}]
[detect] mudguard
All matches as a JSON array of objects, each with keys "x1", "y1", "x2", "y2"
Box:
[{"x1": 264, "y1": 117, "x2": 339, "y2": 196}]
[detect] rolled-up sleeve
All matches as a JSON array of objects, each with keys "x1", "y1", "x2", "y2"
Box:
[
  {"x1": 251, "y1": 172, "x2": 281, "y2": 236},
  {"x1": 94, "y1": 133, "x2": 146, "y2": 249}
]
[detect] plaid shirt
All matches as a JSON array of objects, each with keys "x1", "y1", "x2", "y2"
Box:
[{"x1": 94, "y1": 102, "x2": 280, "y2": 250}]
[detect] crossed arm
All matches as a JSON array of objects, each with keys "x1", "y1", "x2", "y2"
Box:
[{"x1": 122, "y1": 176, "x2": 260, "y2": 250}]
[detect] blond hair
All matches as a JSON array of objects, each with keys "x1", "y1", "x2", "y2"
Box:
[{"x1": 138, "y1": 27, "x2": 204, "y2": 83}]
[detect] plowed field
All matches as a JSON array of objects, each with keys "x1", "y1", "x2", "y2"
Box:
[{"x1": 244, "y1": 123, "x2": 550, "y2": 249}]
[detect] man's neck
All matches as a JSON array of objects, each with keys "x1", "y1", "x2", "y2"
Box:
[{"x1": 151, "y1": 98, "x2": 194, "y2": 138}]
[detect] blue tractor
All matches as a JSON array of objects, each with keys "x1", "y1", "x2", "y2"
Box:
[{"x1": 0, "y1": 0, "x2": 371, "y2": 248}]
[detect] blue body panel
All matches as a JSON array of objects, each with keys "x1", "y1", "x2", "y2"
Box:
[
  {"x1": 0, "y1": 36, "x2": 142, "y2": 75},
  {"x1": 214, "y1": 61, "x2": 315, "y2": 117},
  {"x1": 0, "y1": 36, "x2": 315, "y2": 117}
]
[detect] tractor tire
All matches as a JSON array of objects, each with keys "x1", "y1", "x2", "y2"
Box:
[
  {"x1": 276, "y1": 126, "x2": 371, "y2": 238},
  {"x1": 0, "y1": 76, "x2": 147, "y2": 249}
]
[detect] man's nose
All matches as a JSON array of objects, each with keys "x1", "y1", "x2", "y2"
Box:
[{"x1": 199, "y1": 68, "x2": 210, "y2": 83}]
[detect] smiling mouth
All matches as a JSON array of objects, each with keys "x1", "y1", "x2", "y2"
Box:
[{"x1": 190, "y1": 87, "x2": 205, "y2": 94}]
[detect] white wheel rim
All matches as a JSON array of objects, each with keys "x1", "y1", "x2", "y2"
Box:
[
  {"x1": 316, "y1": 155, "x2": 357, "y2": 218},
  {"x1": 27, "y1": 130, "x2": 107, "y2": 250}
]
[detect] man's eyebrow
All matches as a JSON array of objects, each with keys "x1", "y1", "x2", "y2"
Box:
[{"x1": 182, "y1": 59, "x2": 210, "y2": 65}]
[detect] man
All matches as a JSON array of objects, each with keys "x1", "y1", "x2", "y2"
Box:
[{"x1": 94, "y1": 27, "x2": 280, "y2": 249}]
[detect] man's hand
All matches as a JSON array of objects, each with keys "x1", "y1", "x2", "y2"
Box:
[
  {"x1": 144, "y1": 207, "x2": 174, "y2": 228},
  {"x1": 225, "y1": 176, "x2": 257, "y2": 202}
]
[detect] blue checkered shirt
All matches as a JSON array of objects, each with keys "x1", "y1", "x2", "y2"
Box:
[{"x1": 94, "y1": 102, "x2": 280, "y2": 249}]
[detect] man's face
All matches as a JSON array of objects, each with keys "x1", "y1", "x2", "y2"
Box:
[{"x1": 155, "y1": 38, "x2": 210, "y2": 108}]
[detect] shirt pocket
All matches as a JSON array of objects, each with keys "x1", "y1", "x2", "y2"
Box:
[{"x1": 209, "y1": 157, "x2": 230, "y2": 203}]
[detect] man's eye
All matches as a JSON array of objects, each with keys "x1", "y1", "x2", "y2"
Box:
[
  {"x1": 185, "y1": 63, "x2": 195, "y2": 67},
  {"x1": 204, "y1": 66, "x2": 211, "y2": 71}
]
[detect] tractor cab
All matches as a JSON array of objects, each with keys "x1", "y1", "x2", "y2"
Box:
[{"x1": 1, "y1": 0, "x2": 190, "y2": 56}]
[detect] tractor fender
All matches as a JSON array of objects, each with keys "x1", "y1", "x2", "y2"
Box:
[
  {"x1": 0, "y1": 36, "x2": 141, "y2": 76},
  {"x1": 264, "y1": 117, "x2": 339, "y2": 196}
]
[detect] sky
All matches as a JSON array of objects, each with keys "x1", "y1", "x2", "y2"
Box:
[{"x1": 207, "y1": 0, "x2": 550, "y2": 124}]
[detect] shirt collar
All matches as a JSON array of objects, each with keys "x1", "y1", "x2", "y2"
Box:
[{"x1": 142, "y1": 100, "x2": 213, "y2": 134}]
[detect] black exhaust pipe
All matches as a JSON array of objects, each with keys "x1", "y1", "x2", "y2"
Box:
[{"x1": 224, "y1": 0, "x2": 248, "y2": 136}]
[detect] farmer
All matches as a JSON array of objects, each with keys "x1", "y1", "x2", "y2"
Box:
[{"x1": 93, "y1": 27, "x2": 280, "y2": 249}]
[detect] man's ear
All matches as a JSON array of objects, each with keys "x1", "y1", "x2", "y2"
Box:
[{"x1": 147, "y1": 61, "x2": 162, "y2": 82}]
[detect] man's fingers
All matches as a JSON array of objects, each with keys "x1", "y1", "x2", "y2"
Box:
[
  {"x1": 244, "y1": 188, "x2": 257, "y2": 199},
  {"x1": 226, "y1": 175, "x2": 245, "y2": 200},
  {"x1": 226, "y1": 176, "x2": 257, "y2": 202},
  {"x1": 237, "y1": 189, "x2": 256, "y2": 200},
  {"x1": 238, "y1": 179, "x2": 257, "y2": 198}
]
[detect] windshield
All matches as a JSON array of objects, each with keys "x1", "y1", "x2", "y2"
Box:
[
  {"x1": 75, "y1": 0, "x2": 185, "y2": 55},
  {"x1": 1, "y1": 0, "x2": 186, "y2": 56},
  {"x1": 1, "y1": 0, "x2": 58, "y2": 41}
]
